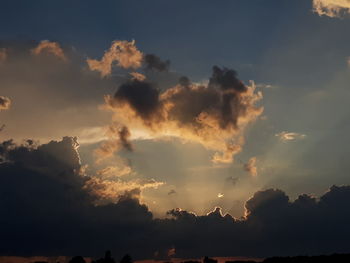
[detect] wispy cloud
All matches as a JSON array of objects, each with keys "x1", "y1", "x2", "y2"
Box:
[
  {"x1": 275, "y1": 131, "x2": 306, "y2": 141},
  {"x1": 31, "y1": 40, "x2": 67, "y2": 61}
]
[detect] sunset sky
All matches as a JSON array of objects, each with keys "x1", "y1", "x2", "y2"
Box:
[{"x1": 1, "y1": 0, "x2": 350, "y2": 260}]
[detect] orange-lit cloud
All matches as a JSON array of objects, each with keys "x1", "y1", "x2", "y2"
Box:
[
  {"x1": 244, "y1": 157, "x2": 258, "y2": 177},
  {"x1": 96, "y1": 165, "x2": 132, "y2": 179},
  {"x1": 84, "y1": 177, "x2": 164, "y2": 203},
  {"x1": 276, "y1": 131, "x2": 306, "y2": 141},
  {"x1": 0, "y1": 96, "x2": 11, "y2": 111},
  {"x1": 313, "y1": 0, "x2": 350, "y2": 17},
  {"x1": 105, "y1": 68, "x2": 263, "y2": 163},
  {"x1": 130, "y1": 72, "x2": 146, "y2": 81},
  {"x1": 87, "y1": 40, "x2": 143, "y2": 77},
  {"x1": 31, "y1": 40, "x2": 67, "y2": 61}
]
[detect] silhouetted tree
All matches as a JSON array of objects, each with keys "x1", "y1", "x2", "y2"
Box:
[
  {"x1": 92, "y1": 250, "x2": 116, "y2": 263},
  {"x1": 203, "y1": 257, "x2": 217, "y2": 263},
  {"x1": 69, "y1": 256, "x2": 86, "y2": 263},
  {"x1": 263, "y1": 253, "x2": 350, "y2": 263},
  {"x1": 104, "y1": 250, "x2": 116, "y2": 263},
  {"x1": 120, "y1": 254, "x2": 133, "y2": 263}
]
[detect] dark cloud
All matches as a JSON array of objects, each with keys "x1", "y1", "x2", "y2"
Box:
[
  {"x1": 178, "y1": 76, "x2": 191, "y2": 88},
  {"x1": 118, "y1": 126, "x2": 133, "y2": 151},
  {"x1": 144, "y1": 54, "x2": 170, "y2": 72},
  {"x1": 209, "y1": 66, "x2": 247, "y2": 129},
  {"x1": 2, "y1": 138, "x2": 350, "y2": 258},
  {"x1": 209, "y1": 66, "x2": 247, "y2": 92},
  {"x1": 0, "y1": 137, "x2": 153, "y2": 257},
  {"x1": 107, "y1": 66, "x2": 263, "y2": 163},
  {"x1": 112, "y1": 80, "x2": 163, "y2": 124},
  {"x1": 168, "y1": 189, "x2": 177, "y2": 195}
]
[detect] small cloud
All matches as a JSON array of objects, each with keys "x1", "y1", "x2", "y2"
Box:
[
  {"x1": 168, "y1": 189, "x2": 177, "y2": 195},
  {"x1": 313, "y1": 0, "x2": 350, "y2": 18},
  {"x1": 144, "y1": 54, "x2": 170, "y2": 72},
  {"x1": 276, "y1": 131, "x2": 306, "y2": 142},
  {"x1": 244, "y1": 157, "x2": 258, "y2": 177},
  {"x1": 256, "y1": 83, "x2": 278, "y2": 89},
  {"x1": 0, "y1": 96, "x2": 11, "y2": 111},
  {"x1": 31, "y1": 40, "x2": 67, "y2": 61},
  {"x1": 87, "y1": 40, "x2": 143, "y2": 77},
  {"x1": 130, "y1": 72, "x2": 146, "y2": 81}
]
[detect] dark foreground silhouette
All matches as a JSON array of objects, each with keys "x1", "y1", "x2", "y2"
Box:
[{"x1": 33, "y1": 251, "x2": 350, "y2": 263}]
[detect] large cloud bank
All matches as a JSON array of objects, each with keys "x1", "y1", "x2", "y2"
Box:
[{"x1": 1, "y1": 138, "x2": 350, "y2": 259}]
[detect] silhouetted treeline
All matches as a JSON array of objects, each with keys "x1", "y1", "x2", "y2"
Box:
[
  {"x1": 263, "y1": 253, "x2": 350, "y2": 263},
  {"x1": 226, "y1": 253, "x2": 350, "y2": 263},
  {"x1": 182, "y1": 261, "x2": 201, "y2": 263},
  {"x1": 60, "y1": 252, "x2": 350, "y2": 263}
]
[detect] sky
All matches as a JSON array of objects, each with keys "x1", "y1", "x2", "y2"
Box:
[{"x1": 1, "y1": 0, "x2": 350, "y2": 260}]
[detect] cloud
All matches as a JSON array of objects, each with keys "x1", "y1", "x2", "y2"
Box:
[
  {"x1": 130, "y1": 72, "x2": 146, "y2": 81},
  {"x1": 96, "y1": 165, "x2": 132, "y2": 179},
  {"x1": 87, "y1": 40, "x2": 143, "y2": 77},
  {"x1": 144, "y1": 54, "x2": 170, "y2": 72},
  {"x1": 31, "y1": 40, "x2": 67, "y2": 61},
  {"x1": 0, "y1": 39, "x2": 262, "y2": 167},
  {"x1": 168, "y1": 189, "x2": 177, "y2": 195},
  {"x1": 94, "y1": 124, "x2": 134, "y2": 163},
  {"x1": 275, "y1": 131, "x2": 306, "y2": 141},
  {"x1": 105, "y1": 66, "x2": 263, "y2": 163},
  {"x1": 116, "y1": 126, "x2": 133, "y2": 151},
  {"x1": 0, "y1": 96, "x2": 11, "y2": 111},
  {"x1": 244, "y1": 157, "x2": 257, "y2": 177},
  {"x1": 0, "y1": 40, "x2": 119, "y2": 143},
  {"x1": 84, "y1": 177, "x2": 164, "y2": 204},
  {"x1": 313, "y1": 0, "x2": 350, "y2": 17},
  {"x1": 2, "y1": 138, "x2": 350, "y2": 258}
]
